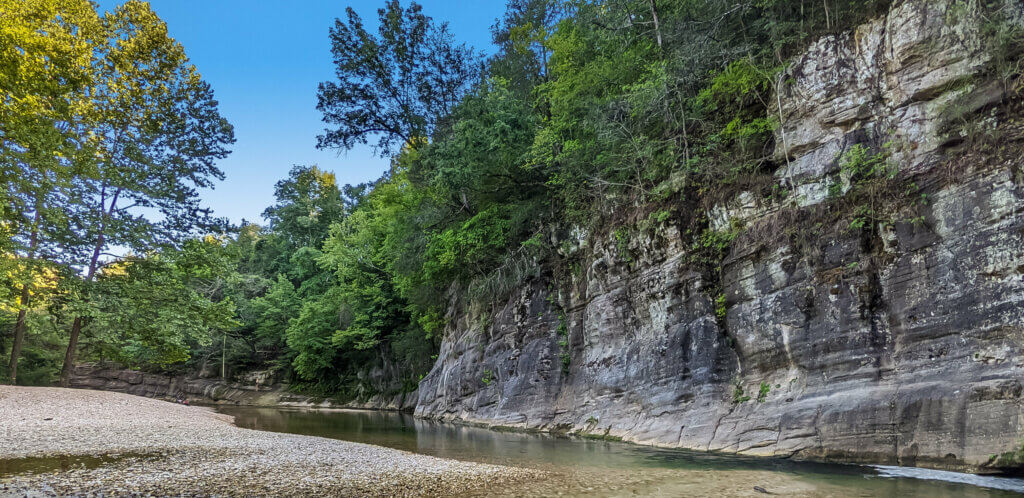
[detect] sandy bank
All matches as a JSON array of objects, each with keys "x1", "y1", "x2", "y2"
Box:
[{"x1": 0, "y1": 386, "x2": 538, "y2": 496}]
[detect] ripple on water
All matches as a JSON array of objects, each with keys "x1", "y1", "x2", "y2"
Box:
[{"x1": 873, "y1": 465, "x2": 1024, "y2": 494}]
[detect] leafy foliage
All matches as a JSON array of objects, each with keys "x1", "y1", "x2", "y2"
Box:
[
  {"x1": 2, "y1": 0, "x2": 234, "y2": 384},
  {"x1": 316, "y1": 0, "x2": 481, "y2": 155},
  {"x1": 832, "y1": 143, "x2": 898, "y2": 230},
  {"x1": 83, "y1": 239, "x2": 239, "y2": 367}
]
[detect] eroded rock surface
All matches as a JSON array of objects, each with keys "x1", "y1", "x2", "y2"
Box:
[
  {"x1": 416, "y1": 0, "x2": 1024, "y2": 473},
  {"x1": 70, "y1": 363, "x2": 418, "y2": 411}
]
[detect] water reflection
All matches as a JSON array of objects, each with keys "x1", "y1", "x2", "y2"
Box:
[
  {"x1": 218, "y1": 406, "x2": 1024, "y2": 497},
  {"x1": 0, "y1": 453, "x2": 159, "y2": 477}
]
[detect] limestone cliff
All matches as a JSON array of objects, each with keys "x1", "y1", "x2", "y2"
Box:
[{"x1": 415, "y1": 0, "x2": 1024, "y2": 473}]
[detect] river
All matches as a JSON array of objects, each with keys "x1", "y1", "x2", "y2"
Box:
[{"x1": 217, "y1": 405, "x2": 1024, "y2": 497}]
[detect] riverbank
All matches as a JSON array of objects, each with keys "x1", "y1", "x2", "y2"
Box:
[
  {"x1": 219, "y1": 405, "x2": 1024, "y2": 496},
  {"x1": 69, "y1": 362, "x2": 417, "y2": 411},
  {"x1": 0, "y1": 386, "x2": 538, "y2": 496}
]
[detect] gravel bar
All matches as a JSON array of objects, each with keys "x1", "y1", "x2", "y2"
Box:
[{"x1": 0, "y1": 386, "x2": 541, "y2": 496}]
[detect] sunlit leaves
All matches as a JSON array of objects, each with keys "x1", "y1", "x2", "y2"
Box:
[{"x1": 84, "y1": 239, "x2": 239, "y2": 367}]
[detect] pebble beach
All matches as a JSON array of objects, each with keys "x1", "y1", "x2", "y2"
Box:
[{"x1": 0, "y1": 386, "x2": 539, "y2": 496}]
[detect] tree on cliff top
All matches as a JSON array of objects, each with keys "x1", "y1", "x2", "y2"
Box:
[{"x1": 316, "y1": 0, "x2": 482, "y2": 156}]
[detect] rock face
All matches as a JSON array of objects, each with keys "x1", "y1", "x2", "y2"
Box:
[
  {"x1": 70, "y1": 363, "x2": 418, "y2": 411},
  {"x1": 416, "y1": 0, "x2": 1024, "y2": 473}
]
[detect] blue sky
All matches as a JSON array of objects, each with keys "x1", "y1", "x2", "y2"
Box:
[{"x1": 95, "y1": 0, "x2": 506, "y2": 225}]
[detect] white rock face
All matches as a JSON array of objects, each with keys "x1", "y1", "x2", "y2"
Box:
[
  {"x1": 774, "y1": 0, "x2": 1018, "y2": 207},
  {"x1": 416, "y1": 0, "x2": 1024, "y2": 474}
]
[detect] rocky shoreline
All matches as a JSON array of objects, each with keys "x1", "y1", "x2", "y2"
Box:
[
  {"x1": 0, "y1": 386, "x2": 538, "y2": 496},
  {"x1": 68, "y1": 362, "x2": 418, "y2": 411}
]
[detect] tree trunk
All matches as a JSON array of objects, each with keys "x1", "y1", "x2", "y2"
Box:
[
  {"x1": 59, "y1": 317, "x2": 83, "y2": 387},
  {"x1": 221, "y1": 332, "x2": 226, "y2": 381},
  {"x1": 7, "y1": 286, "x2": 30, "y2": 385},
  {"x1": 649, "y1": 0, "x2": 663, "y2": 48},
  {"x1": 10, "y1": 209, "x2": 40, "y2": 385},
  {"x1": 59, "y1": 187, "x2": 120, "y2": 388}
]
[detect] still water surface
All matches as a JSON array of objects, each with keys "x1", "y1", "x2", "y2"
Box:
[{"x1": 217, "y1": 406, "x2": 1024, "y2": 497}]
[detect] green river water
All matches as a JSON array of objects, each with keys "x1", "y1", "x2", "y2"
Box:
[{"x1": 216, "y1": 406, "x2": 1024, "y2": 497}]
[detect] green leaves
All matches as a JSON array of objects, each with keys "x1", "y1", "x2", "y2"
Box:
[
  {"x1": 423, "y1": 206, "x2": 514, "y2": 283},
  {"x1": 414, "y1": 78, "x2": 541, "y2": 210},
  {"x1": 250, "y1": 275, "x2": 299, "y2": 349},
  {"x1": 263, "y1": 166, "x2": 346, "y2": 251},
  {"x1": 696, "y1": 59, "x2": 773, "y2": 112},
  {"x1": 839, "y1": 144, "x2": 897, "y2": 183},
  {"x1": 286, "y1": 286, "x2": 342, "y2": 381},
  {"x1": 316, "y1": 0, "x2": 481, "y2": 156},
  {"x1": 1, "y1": 0, "x2": 235, "y2": 383},
  {"x1": 84, "y1": 240, "x2": 239, "y2": 368},
  {"x1": 833, "y1": 143, "x2": 899, "y2": 230},
  {"x1": 77, "y1": 0, "x2": 235, "y2": 254}
]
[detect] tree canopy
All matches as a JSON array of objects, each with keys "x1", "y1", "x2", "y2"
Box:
[
  {"x1": 316, "y1": 0, "x2": 481, "y2": 156},
  {"x1": 1, "y1": 0, "x2": 234, "y2": 385}
]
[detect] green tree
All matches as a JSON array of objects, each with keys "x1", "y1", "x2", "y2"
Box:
[
  {"x1": 316, "y1": 0, "x2": 481, "y2": 155},
  {"x1": 228, "y1": 166, "x2": 348, "y2": 382},
  {"x1": 489, "y1": 0, "x2": 568, "y2": 96},
  {"x1": 1, "y1": 0, "x2": 102, "y2": 384},
  {"x1": 83, "y1": 238, "x2": 238, "y2": 368},
  {"x1": 320, "y1": 177, "x2": 407, "y2": 353},
  {"x1": 284, "y1": 284, "x2": 343, "y2": 382},
  {"x1": 263, "y1": 166, "x2": 346, "y2": 252},
  {"x1": 413, "y1": 78, "x2": 542, "y2": 214},
  {"x1": 59, "y1": 0, "x2": 235, "y2": 386},
  {"x1": 316, "y1": 165, "x2": 438, "y2": 385},
  {"x1": 250, "y1": 275, "x2": 299, "y2": 357}
]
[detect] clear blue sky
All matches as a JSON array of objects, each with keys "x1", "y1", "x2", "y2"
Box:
[{"x1": 95, "y1": 0, "x2": 506, "y2": 225}]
